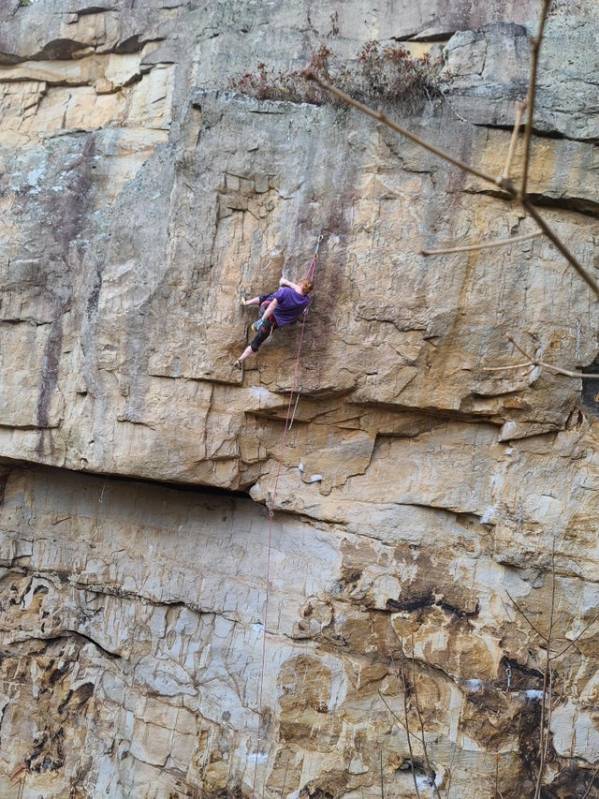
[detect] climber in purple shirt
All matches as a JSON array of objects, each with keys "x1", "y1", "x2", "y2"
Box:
[{"x1": 234, "y1": 276, "x2": 313, "y2": 368}]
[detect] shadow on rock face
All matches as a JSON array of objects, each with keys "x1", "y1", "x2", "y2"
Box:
[
  {"x1": 540, "y1": 765, "x2": 599, "y2": 799},
  {"x1": 581, "y1": 354, "x2": 599, "y2": 418}
]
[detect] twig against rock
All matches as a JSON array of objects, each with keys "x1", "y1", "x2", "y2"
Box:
[
  {"x1": 380, "y1": 667, "x2": 423, "y2": 799},
  {"x1": 506, "y1": 591, "x2": 548, "y2": 643},
  {"x1": 379, "y1": 687, "x2": 422, "y2": 799},
  {"x1": 523, "y1": 200, "x2": 599, "y2": 298},
  {"x1": 304, "y1": 70, "x2": 502, "y2": 190},
  {"x1": 508, "y1": 335, "x2": 537, "y2": 359},
  {"x1": 508, "y1": 335, "x2": 599, "y2": 380},
  {"x1": 479, "y1": 361, "x2": 535, "y2": 373},
  {"x1": 483, "y1": 336, "x2": 599, "y2": 380},
  {"x1": 581, "y1": 764, "x2": 599, "y2": 799},
  {"x1": 552, "y1": 611, "x2": 599, "y2": 661},
  {"x1": 520, "y1": 0, "x2": 553, "y2": 198},
  {"x1": 495, "y1": 752, "x2": 500, "y2": 799},
  {"x1": 304, "y1": 78, "x2": 599, "y2": 299},
  {"x1": 9, "y1": 764, "x2": 27, "y2": 786},
  {"x1": 502, "y1": 100, "x2": 526, "y2": 181},
  {"x1": 409, "y1": 634, "x2": 443, "y2": 799},
  {"x1": 421, "y1": 231, "x2": 540, "y2": 256},
  {"x1": 533, "y1": 540, "x2": 557, "y2": 799}
]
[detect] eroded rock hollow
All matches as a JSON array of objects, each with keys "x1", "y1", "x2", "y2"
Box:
[{"x1": 1, "y1": 0, "x2": 598, "y2": 797}]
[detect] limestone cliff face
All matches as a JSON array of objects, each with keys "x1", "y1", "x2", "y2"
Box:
[{"x1": 1, "y1": 1, "x2": 598, "y2": 797}]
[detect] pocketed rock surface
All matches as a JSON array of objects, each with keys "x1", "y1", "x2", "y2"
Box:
[{"x1": 0, "y1": 1, "x2": 598, "y2": 797}]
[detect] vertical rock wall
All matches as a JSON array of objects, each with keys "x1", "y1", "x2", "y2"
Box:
[{"x1": 0, "y1": 1, "x2": 598, "y2": 797}]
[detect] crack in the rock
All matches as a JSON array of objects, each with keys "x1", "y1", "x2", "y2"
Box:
[
  {"x1": 2, "y1": 563, "x2": 244, "y2": 627},
  {"x1": 385, "y1": 591, "x2": 480, "y2": 620},
  {"x1": 462, "y1": 188, "x2": 599, "y2": 220},
  {"x1": 5, "y1": 629, "x2": 121, "y2": 660}
]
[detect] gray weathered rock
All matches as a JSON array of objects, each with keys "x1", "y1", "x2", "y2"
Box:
[{"x1": 442, "y1": 12, "x2": 599, "y2": 140}]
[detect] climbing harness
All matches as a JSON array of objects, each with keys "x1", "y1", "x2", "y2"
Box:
[{"x1": 252, "y1": 231, "x2": 324, "y2": 796}]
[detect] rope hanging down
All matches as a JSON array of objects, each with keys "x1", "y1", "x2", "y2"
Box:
[{"x1": 252, "y1": 231, "x2": 324, "y2": 796}]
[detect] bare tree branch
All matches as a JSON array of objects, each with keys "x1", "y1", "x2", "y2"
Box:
[
  {"x1": 421, "y1": 231, "x2": 541, "y2": 256},
  {"x1": 378, "y1": 687, "x2": 422, "y2": 799},
  {"x1": 523, "y1": 200, "x2": 599, "y2": 298},
  {"x1": 552, "y1": 612, "x2": 599, "y2": 661},
  {"x1": 304, "y1": 70, "x2": 503, "y2": 190},
  {"x1": 304, "y1": 14, "x2": 599, "y2": 302},
  {"x1": 534, "y1": 539, "x2": 557, "y2": 799},
  {"x1": 581, "y1": 763, "x2": 599, "y2": 799},
  {"x1": 9, "y1": 764, "x2": 27, "y2": 786},
  {"x1": 506, "y1": 335, "x2": 539, "y2": 362},
  {"x1": 503, "y1": 100, "x2": 526, "y2": 181},
  {"x1": 505, "y1": 335, "x2": 599, "y2": 380},
  {"x1": 479, "y1": 361, "x2": 535, "y2": 373},
  {"x1": 506, "y1": 591, "x2": 549, "y2": 643},
  {"x1": 495, "y1": 752, "x2": 500, "y2": 799},
  {"x1": 520, "y1": 0, "x2": 553, "y2": 198},
  {"x1": 410, "y1": 634, "x2": 444, "y2": 799},
  {"x1": 304, "y1": 74, "x2": 599, "y2": 299},
  {"x1": 478, "y1": 334, "x2": 599, "y2": 380},
  {"x1": 543, "y1": 665, "x2": 554, "y2": 772}
]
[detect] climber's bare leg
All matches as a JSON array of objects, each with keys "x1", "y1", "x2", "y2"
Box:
[
  {"x1": 242, "y1": 296, "x2": 260, "y2": 307},
  {"x1": 234, "y1": 345, "x2": 255, "y2": 369},
  {"x1": 234, "y1": 315, "x2": 274, "y2": 370},
  {"x1": 239, "y1": 345, "x2": 254, "y2": 363}
]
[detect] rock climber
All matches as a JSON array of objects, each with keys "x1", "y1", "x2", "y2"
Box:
[{"x1": 234, "y1": 276, "x2": 314, "y2": 368}]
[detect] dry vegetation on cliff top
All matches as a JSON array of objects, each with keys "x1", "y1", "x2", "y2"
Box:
[{"x1": 229, "y1": 42, "x2": 443, "y2": 111}]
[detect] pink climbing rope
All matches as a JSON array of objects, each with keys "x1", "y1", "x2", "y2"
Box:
[{"x1": 253, "y1": 233, "x2": 324, "y2": 797}]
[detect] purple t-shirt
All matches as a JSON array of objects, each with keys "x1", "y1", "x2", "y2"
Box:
[{"x1": 267, "y1": 287, "x2": 311, "y2": 327}]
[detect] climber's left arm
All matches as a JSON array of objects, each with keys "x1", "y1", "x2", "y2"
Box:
[{"x1": 261, "y1": 298, "x2": 278, "y2": 321}]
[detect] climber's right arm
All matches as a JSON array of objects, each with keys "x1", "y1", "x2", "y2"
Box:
[{"x1": 279, "y1": 277, "x2": 302, "y2": 293}]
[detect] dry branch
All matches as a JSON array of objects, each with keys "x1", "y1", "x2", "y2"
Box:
[
  {"x1": 379, "y1": 676, "x2": 422, "y2": 798},
  {"x1": 507, "y1": 335, "x2": 599, "y2": 380},
  {"x1": 552, "y1": 612, "x2": 599, "y2": 661},
  {"x1": 523, "y1": 200, "x2": 599, "y2": 298},
  {"x1": 581, "y1": 764, "x2": 599, "y2": 799},
  {"x1": 506, "y1": 550, "x2": 599, "y2": 799},
  {"x1": 379, "y1": 687, "x2": 422, "y2": 799},
  {"x1": 409, "y1": 635, "x2": 443, "y2": 799},
  {"x1": 421, "y1": 231, "x2": 541, "y2": 257},
  {"x1": 506, "y1": 591, "x2": 549, "y2": 643},
  {"x1": 483, "y1": 335, "x2": 599, "y2": 380},
  {"x1": 520, "y1": 0, "x2": 553, "y2": 198},
  {"x1": 444, "y1": 738, "x2": 459, "y2": 799},
  {"x1": 304, "y1": 70, "x2": 502, "y2": 190},
  {"x1": 495, "y1": 752, "x2": 500, "y2": 799},
  {"x1": 533, "y1": 541, "x2": 557, "y2": 799},
  {"x1": 502, "y1": 100, "x2": 526, "y2": 181},
  {"x1": 9, "y1": 764, "x2": 27, "y2": 786},
  {"x1": 304, "y1": 18, "x2": 599, "y2": 301},
  {"x1": 479, "y1": 361, "x2": 535, "y2": 373}
]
